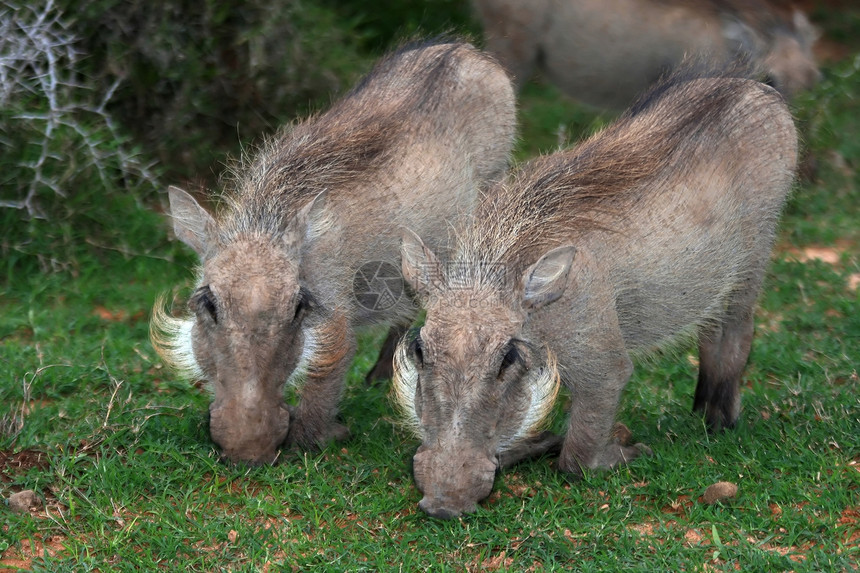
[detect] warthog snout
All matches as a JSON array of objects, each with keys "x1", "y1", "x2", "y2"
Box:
[
  {"x1": 209, "y1": 400, "x2": 291, "y2": 465},
  {"x1": 413, "y1": 445, "x2": 498, "y2": 519}
]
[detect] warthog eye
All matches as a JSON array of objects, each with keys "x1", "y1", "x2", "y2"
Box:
[
  {"x1": 192, "y1": 286, "x2": 218, "y2": 323},
  {"x1": 410, "y1": 328, "x2": 425, "y2": 368},
  {"x1": 293, "y1": 287, "x2": 312, "y2": 323},
  {"x1": 499, "y1": 342, "x2": 521, "y2": 376}
]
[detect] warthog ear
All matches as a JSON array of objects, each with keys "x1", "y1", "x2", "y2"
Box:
[
  {"x1": 793, "y1": 10, "x2": 820, "y2": 44},
  {"x1": 168, "y1": 185, "x2": 216, "y2": 258},
  {"x1": 401, "y1": 228, "x2": 443, "y2": 297},
  {"x1": 521, "y1": 245, "x2": 576, "y2": 311},
  {"x1": 721, "y1": 17, "x2": 762, "y2": 57},
  {"x1": 284, "y1": 190, "x2": 329, "y2": 253}
]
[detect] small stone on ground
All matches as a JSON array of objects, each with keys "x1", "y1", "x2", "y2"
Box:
[
  {"x1": 702, "y1": 481, "x2": 738, "y2": 504},
  {"x1": 8, "y1": 490, "x2": 39, "y2": 513}
]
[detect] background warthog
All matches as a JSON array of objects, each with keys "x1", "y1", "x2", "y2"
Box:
[
  {"x1": 150, "y1": 40, "x2": 516, "y2": 464},
  {"x1": 473, "y1": 0, "x2": 820, "y2": 108},
  {"x1": 394, "y1": 70, "x2": 798, "y2": 518}
]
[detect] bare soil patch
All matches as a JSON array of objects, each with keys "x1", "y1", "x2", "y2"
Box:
[{"x1": 0, "y1": 449, "x2": 49, "y2": 483}]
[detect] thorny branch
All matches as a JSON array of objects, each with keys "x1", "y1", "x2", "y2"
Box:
[{"x1": 0, "y1": 0, "x2": 158, "y2": 218}]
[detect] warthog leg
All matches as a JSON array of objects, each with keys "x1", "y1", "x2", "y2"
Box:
[
  {"x1": 551, "y1": 251, "x2": 651, "y2": 477},
  {"x1": 287, "y1": 311, "x2": 355, "y2": 449},
  {"x1": 365, "y1": 324, "x2": 409, "y2": 384},
  {"x1": 694, "y1": 290, "x2": 759, "y2": 430},
  {"x1": 498, "y1": 431, "x2": 564, "y2": 468}
]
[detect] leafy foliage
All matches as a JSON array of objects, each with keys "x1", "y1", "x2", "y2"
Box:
[
  {"x1": 64, "y1": 0, "x2": 371, "y2": 181},
  {"x1": 0, "y1": 1, "x2": 161, "y2": 280},
  {"x1": 321, "y1": 0, "x2": 480, "y2": 53},
  {"x1": 0, "y1": 0, "x2": 371, "y2": 281}
]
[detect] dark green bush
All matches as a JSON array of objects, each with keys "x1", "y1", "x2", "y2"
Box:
[
  {"x1": 321, "y1": 0, "x2": 479, "y2": 52},
  {"x1": 0, "y1": 2, "x2": 161, "y2": 278},
  {"x1": 63, "y1": 0, "x2": 372, "y2": 181},
  {"x1": 0, "y1": 1, "x2": 375, "y2": 280}
]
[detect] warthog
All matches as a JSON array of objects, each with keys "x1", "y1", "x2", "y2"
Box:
[
  {"x1": 393, "y1": 69, "x2": 797, "y2": 518},
  {"x1": 473, "y1": 0, "x2": 820, "y2": 108},
  {"x1": 151, "y1": 40, "x2": 516, "y2": 464}
]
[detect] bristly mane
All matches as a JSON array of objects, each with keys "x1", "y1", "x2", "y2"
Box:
[
  {"x1": 454, "y1": 65, "x2": 779, "y2": 285},
  {"x1": 215, "y1": 39, "x2": 478, "y2": 241}
]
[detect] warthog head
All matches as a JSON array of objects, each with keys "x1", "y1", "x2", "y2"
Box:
[
  {"x1": 727, "y1": 8, "x2": 821, "y2": 98},
  {"x1": 392, "y1": 230, "x2": 564, "y2": 518},
  {"x1": 152, "y1": 186, "x2": 329, "y2": 464},
  {"x1": 761, "y1": 10, "x2": 821, "y2": 98}
]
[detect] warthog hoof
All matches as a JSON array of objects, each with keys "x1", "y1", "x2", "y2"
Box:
[{"x1": 286, "y1": 412, "x2": 351, "y2": 451}]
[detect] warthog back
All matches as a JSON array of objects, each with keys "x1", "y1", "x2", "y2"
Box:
[{"x1": 474, "y1": 0, "x2": 820, "y2": 107}]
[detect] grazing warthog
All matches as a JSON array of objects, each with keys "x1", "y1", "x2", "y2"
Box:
[
  {"x1": 150, "y1": 40, "x2": 516, "y2": 464},
  {"x1": 393, "y1": 70, "x2": 797, "y2": 518},
  {"x1": 473, "y1": 0, "x2": 819, "y2": 108}
]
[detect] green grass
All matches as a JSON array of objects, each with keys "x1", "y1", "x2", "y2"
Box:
[{"x1": 3, "y1": 24, "x2": 860, "y2": 573}]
